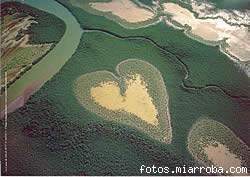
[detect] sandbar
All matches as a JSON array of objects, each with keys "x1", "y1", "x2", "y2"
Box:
[
  {"x1": 163, "y1": 3, "x2": 250, "y2": 62},
  {"x1": 89, "y1": 0, "x2": 155, "y2": 23}
]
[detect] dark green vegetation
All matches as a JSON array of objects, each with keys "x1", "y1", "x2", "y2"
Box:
[
  {"x1": 1, "y1": 0, "x2": 250, "y2": 175},
  {"x1": 3, "y1": 98, "x2": 195, "y2": 175},
  {"x1": 3, "y1": 30, "x2": 198, "y2": 175},
  {"x1": 4, "y1": 27, "x2": 250, "y2": 176},
  {"x1": 137, "y1": 0, "x2": 154, "y2": 6}
]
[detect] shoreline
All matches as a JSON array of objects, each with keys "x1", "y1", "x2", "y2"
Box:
[
  {"x1": 0, "y1": 43, "x2": 56, "y2": 94},
  {"x1": 0, "y1": 80, "x2": 41, "y2": 119},
  {"x1": 162, "y1": 3, "x2": 250, "y2": 66}
]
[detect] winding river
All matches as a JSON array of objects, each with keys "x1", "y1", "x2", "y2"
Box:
[{"x1": 1, "y1": 0, "x2": 82, "y2": 114}]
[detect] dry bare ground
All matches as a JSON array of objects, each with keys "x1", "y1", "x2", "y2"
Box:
[{"x1": 89, "y1": 0, "x2": 155, "y2": 23}]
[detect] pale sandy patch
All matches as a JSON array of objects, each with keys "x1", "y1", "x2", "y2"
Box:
[
  {"x1": 19, "y1": 34, "x2": 52, "y2": 49},
  {"x1": 191, "y1": 22, "x2": 220, "y2": 40},
  {"x1": 226, "y1": 30, "x2": 250, "y2": 61},
  {"x1": 1, "y1": 16, "x2": 37, "y2": 50},
  {"x1": 163, "y1": 3, "x2": 250, "y2": 62},
  {"x1": 91, "y1": 74, "x2": 158, "y2": 125},
  {"x1": 163, "y1": 3, "x2": 226, "y2": 41},
  {"x1": 204, "y1": 142, "x2": 245, "y2": 174},
  {"x1": 1, "y1": 14, "x2": 52, "y2": 60},
  {"x1": 89, "y1": 0, "x2": 155, "y2": 23},
  {"x1": 1, "y1": 14, "x2": 52, "y2": 89}
]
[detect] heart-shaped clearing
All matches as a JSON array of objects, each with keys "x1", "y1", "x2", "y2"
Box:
[
  {"x1": 91, "y1": 74, "x2": 158, "y2": 125},
  {"x1": 73, "y1": 59, "x2": 172, "y2": 143}
]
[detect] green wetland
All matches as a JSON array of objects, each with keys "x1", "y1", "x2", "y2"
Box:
[
  {"x1": 58, "y1": 0, "x2": 250, "y2": 97},
  {"x1": 1, "y1": 0, "x2": 250, "y2": 175}
]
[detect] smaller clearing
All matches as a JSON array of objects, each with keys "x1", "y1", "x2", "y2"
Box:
[
  {"x1": 89, "y1": 0, "x2": 155, "y2": 23},
  {"x1": 188, "y1": 119, "x2": 249, "y2": 175},
  {"x1": 204, "y1": 142, "x2": 242, "y2": 170}
]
